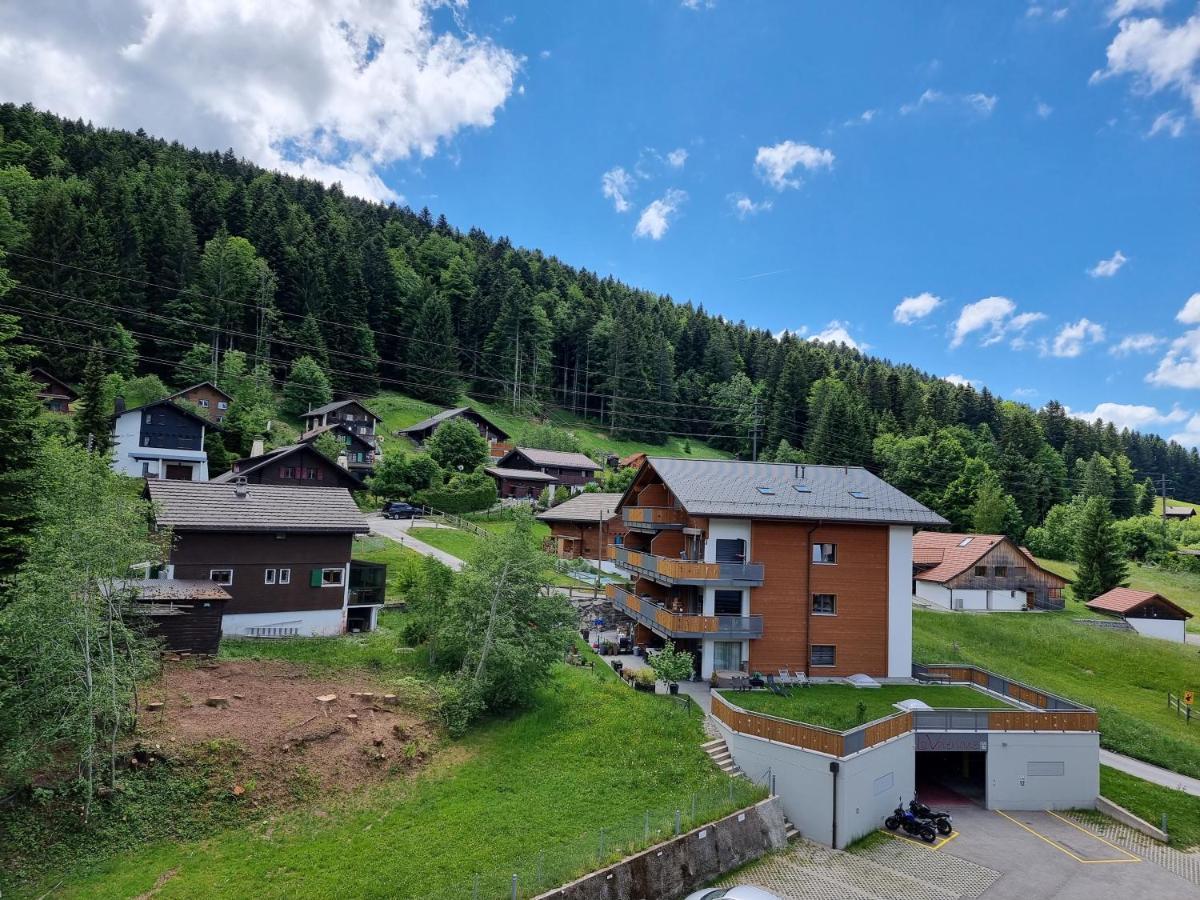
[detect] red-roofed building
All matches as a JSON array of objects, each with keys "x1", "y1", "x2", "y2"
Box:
[
  {"x1": 1085, "y1": 587, "x2": 1192, "y2": 643},
  {"x1": 912, "y1": 531, "x2": 1068, "y2": 611}
]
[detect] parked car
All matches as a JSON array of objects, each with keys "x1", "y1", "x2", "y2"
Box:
[
  {"x1": 684, "y1": 887, "x2": 783, "y2": 900},
  {"x1": 382, "y1": 501, "x2": 420, "y2": 520}
]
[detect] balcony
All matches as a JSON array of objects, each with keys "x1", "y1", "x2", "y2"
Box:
[
  {"x1": 610, "y1": 546, "x2": 764, "y2": 587},
  {"x1": 622, "y1": 506, "x2": 686, "y2": 532},
  {"x1": 607, "y1": 585, "x2": 763, "y2": 639}
]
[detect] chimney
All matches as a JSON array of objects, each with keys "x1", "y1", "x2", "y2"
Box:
[
  {"x1": 234, "y1": 476, "x2": 249, "y2": 498},
  {"x1": 250, "y1": 439, "x2": 265, "y2": 458},
  {"x1": 114, "y1": 395, "x2": 127, "y2": 415}
]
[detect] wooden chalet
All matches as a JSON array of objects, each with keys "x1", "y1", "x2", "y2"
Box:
[
  {"x1": 164, "y1": 381, "x2": 234, "y2": 425},
  {"x1": 299, "y1": 423, "x2": 379, "y2": 476},
  {"x1": 537, "y1": 492, "x2": 627, "y2": 559},
  {"x1": 397, "y1": 405, "x2": 510, "y2": 449},
  {"x1": 302, "y1": 400, "x2": 382, "y2": 444},
  {"x1": 213, "y1": 443, "x2": 362, "y2": 490},
  {"x1": 30, "y1": 367, "x2": 78, "y2": 413},
  {"x1": 486, "y1": 447, "x2": 599, "y2": 498},
  {"x1": 912, "y1": 531, "x2": 1068, "y2": 611}
]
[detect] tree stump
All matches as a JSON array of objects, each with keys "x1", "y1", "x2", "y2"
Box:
[
  {"x1": 346, "y1": 713, "x2": 359, "y2": 725},
  {"x1": 205, "y1": 696, "x2": 229, "y2": 708},
  {"x1": 382, "y1": 694, "x2": 398, "y2": 705},
  {"x1": 145, "y1": 701, "x2": 164, "y2": 712},
  {"x1": 316, "y1": 694, "x2": 337, "y2": 716}
]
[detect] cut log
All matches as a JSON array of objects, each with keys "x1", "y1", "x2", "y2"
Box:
[
  {"x1": 382, "y1": 694, "x2": 398, "y2": 705},
  {"x1": 232, "y1": 694, "x2": 244, "y2": 700},
  {"x1": 145, "y1": 701, "x2": 164, "y2": 712},
  {"x1": 346, "y1": 713, "x2": 359, "y2": 725},
  {"x1": 205, "y1": 696, "x2": 229, "y2": 708}
]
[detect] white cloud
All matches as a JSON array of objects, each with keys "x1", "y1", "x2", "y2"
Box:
[
  {"x1": 900, "y1": 89, "x2": 996, "y2": 116},
  {"x1": 1147, "y1": 329, "x2": 1200, "y2": 387},
  {"x1": 601, "y1": 166, "x2": 635, "y2": 213},
  {"x1": 1091, "y1": 12, "x2": 1200, "y2": 120},
  {"x1": 539, "y1": 49, "x2": 552, "y2": 60},
  {"x1": 665, "y1": 148, "x2": 688, "y2": 168},
  {"x1": 1170, "y1": 414, "x2": 1200, "y2": 448},
  {"x1": 1069, "y1": 401, "x2": 1188, "y2": 430},
  {"x1": 809, "y1": 320, "x2": 864, "y2": 351},
  {"x1": 1012, "y1": 387, "x2": 1039, "y2": 398},
  {"x1": 950, "y1": 296, "x2": 1047, "y2": 348},
  {"x1": 681, "y1": 0, "x2": 716, "y2": 8},
  {"x1": 1047, "y1": 318, "x2": 1106, "y2": 358},
  {"x1": 1036, "y1": 100, "x2": 1054, "y2": 118},
  {"x1": 1053, "y1": 7, "x2": 1071, "y2": 20},
  {"x1": 893, "y1": 292, "x2": 943, "y2": 324},
  {"x1": 634, "y1": 189, "x2": 687, "y2": 240},
  {"x1": 1088, "y1": 249, "x2": 1128, "y2": 277},
  {"x1": 0, "y1": 1, "x2": 522, "y2": 203},
  {"x1": 728, "y1": 193, "x2": 773, "y2": 218},
  {"x1": 1108, "y1": 0, "x2": 1168, "y2": 23},
  {"x1": 753, "y1": 141, "x2": 835, "y2": 191},
  {"x1": 1177, "y1": 292, "x2": 1200, "y2": 323},
  {"x1": 859, "y1": 109, "x2": 878, "y2": 122},
  {"x1": 773, "y1": 326, "x2": 809, "y2": 341},
  {"x1": 1149, "y1": 109, "x2": 1187, "y2": 135},
  {"x1": 943, "y1": 374, "x2": 978, "y2": 387},
  {"x1": 1111, "y1": 333, "x2": 1165, "y2": 355}
]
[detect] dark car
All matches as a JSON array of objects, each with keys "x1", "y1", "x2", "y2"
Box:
[{"x1": 382, "y1": 501, "x2": 420, "y2": 520}]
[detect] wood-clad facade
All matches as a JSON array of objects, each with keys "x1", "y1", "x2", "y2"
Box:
[{"x1": 913, "y1": 532, "x2": 1068, "y2": 611}]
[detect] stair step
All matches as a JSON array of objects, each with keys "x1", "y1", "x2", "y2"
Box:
[
  {"x1": 709, "y1": 750, "x2": 732, "y2": 762},
  {"x1": 700, "y1": 738, "x2": 725, "y2": 750}
]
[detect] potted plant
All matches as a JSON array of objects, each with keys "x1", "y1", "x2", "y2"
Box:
[
  {"x1": 634, "y1": 668, "x2": 657, "y2": 693},
  {"x1": 649, "y1": 640, "x2": 694, "y2": 696}
]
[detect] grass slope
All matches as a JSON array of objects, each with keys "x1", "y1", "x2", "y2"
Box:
[
  {"x1": 1035, "y1": 556, "x2": 1200, "y2": 632},
  {"x1": 43, "y1": 663, "x2": 761, "y2": 900},
  {"x1": 367, "y1": 390, "x2": 732, "y2": 462},
  {"x1": 912, "y1": 609, "x2": 1200, "y2": 778},
  {"x1": 1095, "y1": 766, "x2": 1200, "y2": 849},
  {"x1": 352, "y1": 533, "x2": 426, "y2": 603},
  {"x1": 725, "y1": 685, "x2": 1007, "y2": 731}
]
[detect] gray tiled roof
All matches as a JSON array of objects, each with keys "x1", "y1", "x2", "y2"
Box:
[
  {"x1": 305, "y1": 399, "x2": 381, "y2": 420},
  {"x1": 485, "y1": 466, "x2": 557, "y2": 482},
  {"x1": 397, "y1": 406, "x2": 469, "y2": 433},
  {"x1": 638, "y1": 458, "x2": 949, "y2": 526},
  {"x1": 537, "y1": 492, "x2": 623, "y2": 522},
  {"x1": 210, "y1": 444, "x2": 362, "y2": 486},
  {"x1": 146, "y1": 480, "x2": 368, "y2": 533},
  {"x1": 507, "y1": 447, "x2": 599, "y2": 470}
]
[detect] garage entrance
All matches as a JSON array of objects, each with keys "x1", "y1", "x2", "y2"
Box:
[{"x1": 916, "y1": 749, "x2": 987, "y2": 807}]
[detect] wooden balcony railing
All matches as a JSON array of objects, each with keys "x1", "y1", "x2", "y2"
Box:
[
  {"x1": 606, "y1": 585, "x2": 762, "y2": 639},
  {"x1": 610, "y1": 546, "x2": 764, "y2": 586},
  {"x1": 622, "y1": 506, "x2": 686, "y2": 529}
]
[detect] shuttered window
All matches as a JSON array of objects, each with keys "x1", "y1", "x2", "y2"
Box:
[{"x1": 810, "y1": 645, "x2": 836, "y2": 667}]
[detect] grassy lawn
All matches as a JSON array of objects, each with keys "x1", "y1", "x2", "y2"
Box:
[
  {"x1": 37, "y1": 662, "x2": 762, "y2": 900},
  {"x1": 1094, "y1": 766, "x2": 1200, "y2": 849},
  {"x1": 409, "y1": 521, "x2": 577, "y2": 586},
  {"x1": 722, "y1": 685, "x2": 1009, "y2": 731},
  {"x1": 913, "y1": 609, "x2": 1200, "y2": 778},
  {"x1": 352, "y1": 533, "x2": 426, "y2": 602},
  {"x1": 1035, "y1": 556, "x2": 1200, "y2": 632}
]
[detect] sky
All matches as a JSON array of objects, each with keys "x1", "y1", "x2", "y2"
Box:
[{"x1": 2, "y1": 0, "x2": 1199, "y2": 446}]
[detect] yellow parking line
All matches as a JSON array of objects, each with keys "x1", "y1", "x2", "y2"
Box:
[
  {"x1": 1045, "y1": 810, "x2": 1140, "y2": 862},
  {"x1": 879, "y1": 828, "x2": 959, "y2": 851},
  {"x1": 994, "y1": 810, "x2": 1139, "y2": 864}
]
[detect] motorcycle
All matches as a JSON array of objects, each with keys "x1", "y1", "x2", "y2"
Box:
[
  {"x1": 884, "y1": 805, "x2": 937, "y2": 843},
  {"x1": 909, "y1": 798, "x2": 953, "y2": 836}
]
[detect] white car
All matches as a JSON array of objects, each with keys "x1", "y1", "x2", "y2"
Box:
[{"x1": 683, "y1": 887, "x2": 783, "y2": 900}]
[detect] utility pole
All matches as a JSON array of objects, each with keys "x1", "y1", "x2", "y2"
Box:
[
  {"x1": 255, "y1": 268, "x2": 270, "y2": 368},
  {"x1": 511, "y1": 319, "x2": 521, "y2": 414},
  {"x1": 751, "y1": 395, "x2": 761, "y2": 462}
]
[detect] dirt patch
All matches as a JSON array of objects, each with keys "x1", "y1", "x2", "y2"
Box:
[{"x1": 138, "y1": 659, "x2": 435, "y2": 804}]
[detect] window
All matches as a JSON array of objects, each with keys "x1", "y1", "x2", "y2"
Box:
[
  {"x1": 209, "y1": 569, "x2": 233, "y2": 586},
  {"x1": 614, "y1": 534, "x2": 625, "y2": 546},
  {"x1": 1013, "y1": 566, "x2": 1028, "y2": 577},
  {"x1": 714, "y1": 590, "x2": 743, "y2": 616},
  {"x1": 264, "y1": 569, "x2": 277, "y2": 585},
  {"x1": 793, "y1": 483, "x2": 811, "y2": 494},
  {"x1": 145, "y1": 412, "x2": 153, "y2": 423},
  {"x1": 973, "y1": 565, "x2": 987, "y2": 577},
  {"x1": 315, "y1": 567, "x2": 344, "y2": 587},
  {"x1": 958, "y1": 537, "x2": 974, "y2": 547},
  {"x1": 715, "y1": 538, "x2": 746, "y2": 563},
  {"x1": 278, "y1": 568, "x2": 291, "y2": 585},
  {"x1": 994, "y1": 566, "x2": 1008, "y2": 578},
  {"x1": 810, "y1": 644, "x2": 836, "y2": 667},
  {"x1": 812, "y1": 594, "x2": 837, "y2": 615},
  {"x1": 812, "y1": 543, "x2": 837, "y2": 564},
  {"x1": 198, "y1": 399, "x2": 210, "y2": 408},
  {"x1": 756, "y1": 486, "x2": 775, "y2": 495},
  {"x1": 280, "y1": 466, "x2": 295, "y2": 479},
  {"x1": 713, "y1": 641, "x2": 743, "y2": 672},
  {"x1": 217, "y1": 401, "x2": 228, "y2": 410},
  {"x1": 141, "y1": 462, "x2": 152, "y2": 476},
  {"x1": 848, "y1": 490, "x2": 869, "y2": 500}
]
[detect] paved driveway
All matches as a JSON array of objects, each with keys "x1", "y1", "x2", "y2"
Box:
[
  {"x1": 367, "y1": 514, "x2": 465, "y2": 571},
  {"x1": 721, "y1": 804, "x2": 1199, "y2": 899}
]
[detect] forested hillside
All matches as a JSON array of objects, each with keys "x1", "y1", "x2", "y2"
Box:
[{"x1": 2, "y1": 103, "x2": 1199, "y2": 528}]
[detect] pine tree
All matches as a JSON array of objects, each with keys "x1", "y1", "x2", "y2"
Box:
[
  {"x1": 408, "y1": 292, "x2": 460, "y2": 405},
  {"x1": 175, "y1": 342, "x2": 215, "y2": 387},
  {"x1": 290, "y1": 313, "x2": 329, "y2": 370},
  {"x1": 281, "y1": 355, "x2": 333, "y2": 418},
  {"x1": 971, "y1": 475, "x2": 1022, "y2": 538},
  {"x1": 73, "y1": 346, "x2": 113, "y2": 458},
  {"x1": 0, "y1": 311, "x2": 42, "y2": 580},
  {"x1": 108, "y1": 323, "x2": 137, "y2": 380},
  {"x1": 1073, "y1": 496, "x2": 1128, "y2": 601},
  {"x1": 805, "y1": 378, "x2": 871, "y2": 465}
]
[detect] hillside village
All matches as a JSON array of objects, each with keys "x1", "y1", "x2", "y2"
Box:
[{"x1": 2, "y1": 104, "x2": 1200, "y2": 897}]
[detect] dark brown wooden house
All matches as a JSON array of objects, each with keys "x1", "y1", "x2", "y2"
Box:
[
  {"x1": 164, "y1": 381, "x2": 234, "y2": 424},
  {"x1": 145, "y1": 480, "x2": 378, "y2": 637},
  {"x1": 490, "y1": 447, "x2": 600, "y2": 492},
  {"x1": 397, "y1": 405, "x2": 510, "y2": 446},
  {"x1": 30, "y1": 367, "x2": 78, "y2": 413},
  {"x1": 302, "y1": 399, "x2": 382, "y2": 444},
  {"x1": 124, "y1": 578, "x2": 231, "y2": 654},
  {"x1": 299, "y1": 423, "x2": 379, "y2": 476},
  {"x1": 537, "y1": 492, "x2": 627, "y2": 559},
  {"x1": 213, "y1": 443, "x2": 362, "y2": 490}
]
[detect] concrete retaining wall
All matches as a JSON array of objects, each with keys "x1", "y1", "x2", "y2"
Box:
[
  {"x1": 533, "y1": 797, "x2": 788, "y2": 900},
  {"x1": 984, "y1": 731, "x2": 1099, "y2": 810},
  {"x1": 1096, "y1": 795, "x2": 1169, "y2": 842}
]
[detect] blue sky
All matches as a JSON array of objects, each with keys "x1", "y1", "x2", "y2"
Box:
[{"x1": 4, "y1": 0, "x2": 1199, "y2": 444}]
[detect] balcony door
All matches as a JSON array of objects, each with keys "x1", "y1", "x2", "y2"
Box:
[
  {"x1": 712, "y1": 640, "x2": 743, "y2": 672},
  {"x1": 714, "y1": 538, "x2": 746, "y2": 563},
  {"x1": 714, "y1": 589, "x2": 743, "y2": 616}
]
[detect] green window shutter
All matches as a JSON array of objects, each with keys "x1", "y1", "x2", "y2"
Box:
[{"x1": 310, "y1": 568, "x2": 323, "y2": 587}]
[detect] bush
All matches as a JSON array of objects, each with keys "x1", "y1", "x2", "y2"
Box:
[
  {"x1": 435, "y1": 675, "x2": 484, "y2": 738},
  {"x1": 411, "y1": 471, "x2": 497, "y2": 514},
  {"x1": 426, "y1": 418, "x2": 489, "y2": 473},
  {"x1": 518, "y1": 423, "x2": 582, "y2": 454}
]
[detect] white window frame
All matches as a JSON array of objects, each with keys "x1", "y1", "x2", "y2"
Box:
[
  {"x1": 210, "y1": 568, "x2": 234, "y2": 586},
  {"x1": 812, "y1": 543, "x2": 837, "y2": 565},
  {"x1": 278, "y1": 568, "x2": 291, "y2": 585},
  {"x1": 264, "y1": 568, "x2": 277, "y2": 585},
  {"x1": 198, "y1": 398, "x2": 210, "y2": 408},
  {"x1": 217, "y1": 401, "x2": 229, "y2": 410},
  {"x1": 320, "y1": 567, "x2": 345, "y2": 587}
]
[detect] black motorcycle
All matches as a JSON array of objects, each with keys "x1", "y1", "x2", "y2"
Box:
[
  {"x1": 884, "y1": 805, "x2": 936, "y2": 843},
  {"x1": 909, "y1": 798, "x2": 953, "y2": 836}
]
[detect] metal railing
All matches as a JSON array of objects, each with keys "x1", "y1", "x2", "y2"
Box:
[
  {"x1": 610, "y1": 546, "x2": 764, "y2": 587},
  {"x1": 607, "y1": 585, "x2": 763, "y2": 639}
]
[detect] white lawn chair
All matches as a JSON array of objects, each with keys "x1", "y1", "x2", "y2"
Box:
[
  {"x1": 777, "y1": 667, "x2": 794, "y2": 686},
  {"x1": 792, "y1": 670, "x2": 809, "y2": 688}
]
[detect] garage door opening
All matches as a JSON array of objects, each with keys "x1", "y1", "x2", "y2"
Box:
[{"x1": 915, "y1": 750, "x2": 986, "y2": 807}]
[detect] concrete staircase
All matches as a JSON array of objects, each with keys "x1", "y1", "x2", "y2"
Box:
[{"x1": 701, "y1": 735, "x2": 798, "y2": 842}]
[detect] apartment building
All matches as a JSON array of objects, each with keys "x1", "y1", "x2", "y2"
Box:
[{"x1": 608, "y1": 458, "x2": 947, "y2": 680}]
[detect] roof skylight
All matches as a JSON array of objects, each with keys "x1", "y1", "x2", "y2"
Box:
[
  {"x1": 793, "y1": 484, "x2": 812, "y2": 494},
  {"x1": 848, "y1": 490, "x2": 868, "y2": 500},
  {"x1": 756, "y1": 486, "x2": 775, "y2": 496}
]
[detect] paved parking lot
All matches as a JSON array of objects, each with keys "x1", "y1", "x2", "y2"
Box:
[{"x1": 719, "y1": 804, "x2": 1200, "y2": 899}]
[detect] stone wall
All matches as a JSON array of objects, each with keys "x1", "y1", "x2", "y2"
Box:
[{"x1": 533, "y1": 797, "x2": 787, "y2": 900}]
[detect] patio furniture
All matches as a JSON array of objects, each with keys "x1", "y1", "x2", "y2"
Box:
[{"x1": 765, "y1": 674, "x2": 789, "y2": 696}]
